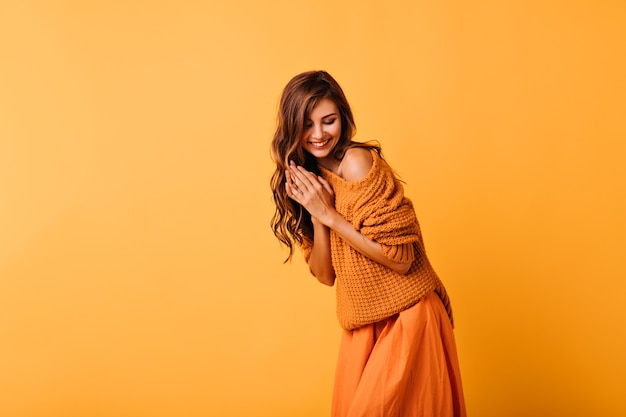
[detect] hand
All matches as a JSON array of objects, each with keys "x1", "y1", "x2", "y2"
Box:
[{"x1": 285, "y1": 161, "x2": 335, "y2": 225}]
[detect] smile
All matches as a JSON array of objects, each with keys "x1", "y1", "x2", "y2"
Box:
[{"x1": 308, "y1": 139, "x2": 331, "y2": 148}]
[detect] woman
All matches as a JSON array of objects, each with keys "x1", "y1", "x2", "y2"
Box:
[{"x1": 270, "y1": 70, "x2": 466, "y2": 417}]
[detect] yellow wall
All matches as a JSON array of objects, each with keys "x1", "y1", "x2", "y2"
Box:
[{"x1": 1, "y1": 1, "x2": 625, "y2": 416}]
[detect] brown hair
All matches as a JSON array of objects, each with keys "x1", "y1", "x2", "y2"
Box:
[{"x1": 270, "y1": 70, "x2": 380, "y2": 261}]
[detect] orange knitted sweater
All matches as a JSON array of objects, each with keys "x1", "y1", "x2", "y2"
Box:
[{"x1": 301, "y1": 149, "x2": 453, "y2": 330}]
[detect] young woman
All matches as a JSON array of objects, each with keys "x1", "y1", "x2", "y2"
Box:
[{"x1": 270, "y1": 70, "x2": 466, "y2": 417}]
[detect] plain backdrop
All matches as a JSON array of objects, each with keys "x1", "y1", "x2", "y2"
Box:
[{"x1": 1, "y1": 1, "x2": 625, "y2": 416}]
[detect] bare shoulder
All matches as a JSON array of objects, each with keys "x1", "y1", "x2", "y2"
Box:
[{"x1": 340, "y1": 147, "x2": 374, "y2": 182}]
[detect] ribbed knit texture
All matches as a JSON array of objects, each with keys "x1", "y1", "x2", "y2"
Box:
[{"x1": 301, "y1": 150, "x2": 454, "y2": 330}]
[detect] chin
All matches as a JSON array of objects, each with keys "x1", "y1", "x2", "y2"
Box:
[{"x1": 307, "y1": 149, "x2": 331, "y2": 159}]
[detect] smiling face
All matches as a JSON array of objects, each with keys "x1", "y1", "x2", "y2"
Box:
[{"x1": 300, "y1": 98, "x2": 342, "y2": 167}]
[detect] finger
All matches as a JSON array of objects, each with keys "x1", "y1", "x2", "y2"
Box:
[
  {"x1": 318, "y1": 176, "x2": 334, "y2": 195},
  {"x1": 286, "y1": 175, "x2": 298, "y2": 193},
  {"x1": 293, "y1": 165, "x2": 325, "y2": 194},
  {"x1": 290, "y1": 164, "x2": 314, "y2": 191},
  {"x1": 286, "y1": 170, "x2": 302, "y2": 193},
  {"x1": 296, "y1": 165, "x2": 320, "y2": 184},
  {"x1": 285, "y1": 181, "x2": 301, "y2": 203}
]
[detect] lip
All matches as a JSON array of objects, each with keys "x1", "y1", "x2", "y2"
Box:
[{"x1": 308, "y1": 139, "x2": 331, "y2": 149}]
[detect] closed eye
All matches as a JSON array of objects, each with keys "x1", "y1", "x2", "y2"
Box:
[{"x1": 304, "y1": 119, "x2": 335, "y2": 128}]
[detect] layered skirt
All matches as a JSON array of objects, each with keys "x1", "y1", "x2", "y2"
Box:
[{"x1": 332, "y1": 291, "x2": 466, "y2": 417}]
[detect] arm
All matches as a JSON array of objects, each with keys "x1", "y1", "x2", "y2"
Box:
[
  {"x1": 287, "y1": 155, "x2": 412, "y2": 276},
  {"x1": 325, "y1": 211, "x2": 412, "y2": 275},
  {"x1": 308, "y1": 218, "x2": 336, "y2": 286},
  {"x1": 286, "y1": 167, "x2": 336, "y2": 285}
]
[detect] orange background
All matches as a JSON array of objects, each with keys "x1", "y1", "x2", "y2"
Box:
[{"x1": 1, "y1": 1, "x2": 625, "y2": 416}]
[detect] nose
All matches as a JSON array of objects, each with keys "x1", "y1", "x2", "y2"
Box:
[{"x1": 311, "y1": 123, "x2": 323, "y2": 140}]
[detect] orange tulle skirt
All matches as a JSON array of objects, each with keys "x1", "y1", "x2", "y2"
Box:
[{"x1": 331, "y1": 292, "x2": 466, "y2": 417}]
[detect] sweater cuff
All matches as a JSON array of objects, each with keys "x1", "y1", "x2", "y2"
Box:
[{"x1": 381, "y1": 242, "x2": 415, "y2": 264}]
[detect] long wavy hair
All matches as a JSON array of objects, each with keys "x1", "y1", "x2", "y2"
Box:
[{"x1": 270, "y1": 70, "x2": 380, "y2": 261}]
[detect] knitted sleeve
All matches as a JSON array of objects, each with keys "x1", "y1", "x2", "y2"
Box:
[
  {"x1": 350, "y1": 158, "x2": 421, "y2": 264},
  {"x1": 381, "y1": 242, "x2": 415, "y2": 264}
]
